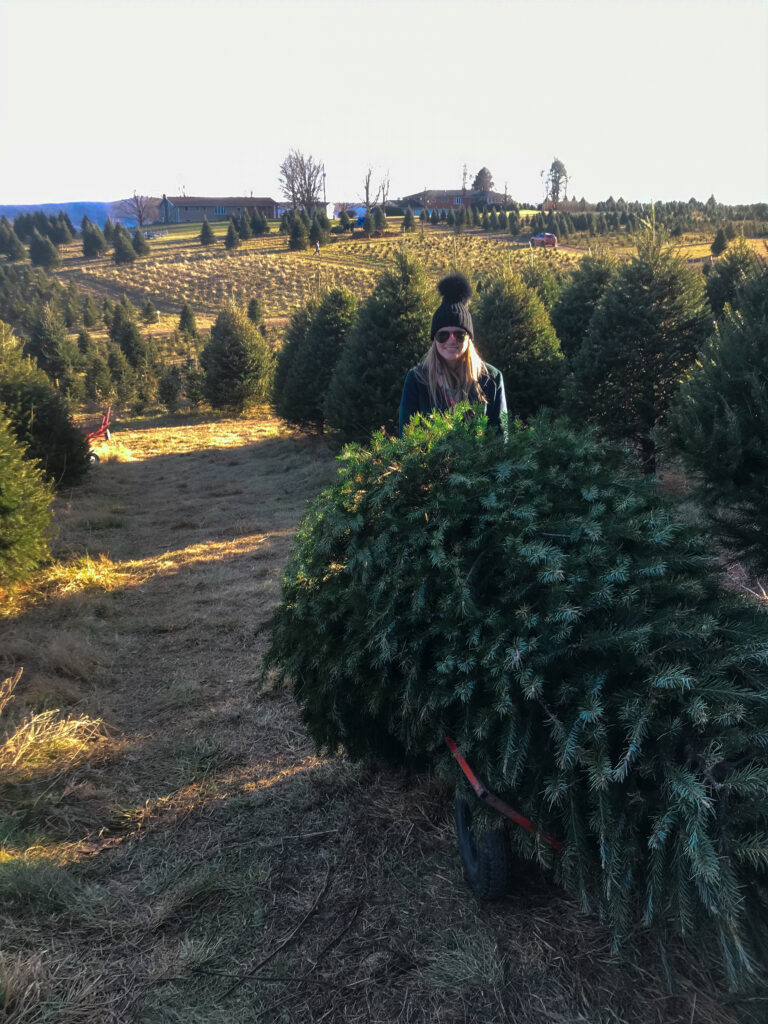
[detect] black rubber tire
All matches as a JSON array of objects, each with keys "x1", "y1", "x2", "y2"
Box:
[{"x1": 454, "y1": 794, "x2": 512, "y2": 901}]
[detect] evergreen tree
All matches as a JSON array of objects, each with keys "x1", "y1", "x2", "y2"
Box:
[
  {"x1": 63, "y1": 280, "x2": 81, "y2": 329},
  {"x1": 103, "y1": 217, "x2": 115, "y2": 243},
  {"x1": 183, "y1": 357, "x2": 206, "y2": 408},
  {"x1": 339, "y1": 210, "x2": 351, "y2": 233},
  {"x1": 266, "y1": 409, "x2": 768, "y2": 982},
  {"x1": 29, "y1": 229, "x2": 60, "y2": 269},
  {"x1": 446, "y1": 210, "x2": 455, "y2": 227},
  {"x1": 237, "y1": 212, "x2": 252, "y2": 240},
  {"x1": 199, "y1": 217, "x2": 215, "y2": 246},
  {"x1": 101, "y1": 297, "x2": 115, "y2": 328},
  {"x1": 566, "y1": 229, "x2": 713, "y2": 471},
  {"x1": 131, "y1": 227, "x2": 150, "y2": 256},
  {"x1": 113, "y1": 227, "x2": 137, "y2": 264},
  {"x1": 482, "y1": 211, "x2": 490, "y2": 232},
  {"x1": 179, "y1": 302, "x2": 197, "y2": 338},
  {"x1": 705, "y1": 236, "x2": 761, "y2": 317},
  {"x1": 108, "y1": 298, "x2": 138, "y2": 349},
  {"x1": 0, "y1": 413, "x2": 54, "y2": 590},
  {"x1": 324, "y1": 250, "x2": 433, "y2": 442},
  {"x1": 76, "y1": 328, "x2": 95, "y2": 360},
  {"x1": 279, "y1": 211, "x2": 291, "y2": 235},
  {"x1": 0, "y1": 342, "x2": 89, "y2": 485},
  {"x1": 430, "y1": 210, "x2": 439, "y2": 226},
  {"x1": 489, "y1": 209, "x2": 498, "y2": 231},
  {"x1": 402, "y1": 207, "x2": 416, "y2": 232},
  {"x1": 81, "y1": 294, "x2": 99, "y2": 325},
  {"x1": 711, "y1": 228, "x2": 728, "y2": 257},
  {"x1": 0, "y1": 221, "x2": 25, "y2": 261},
  {"x1": 85, "y1": 355, "x2": 115, "y2": 405},
  {"x1": 315, "y1": 209, "x2": 331, "y2": 241},
  {"x1": 106, "y1": 344, "x2": 137, "y2": 407},
  {"x1": 224, "y1": 219, "x2": 241, "y2": 250},
  {"x1": 474, "y1": 273, "x2": 564, "y2": 420},
  {"x1": 158, "y1": 365, "x2": 183, "y2": 412},
  {"x1": 141, "y1": 298, "x2": 159, "y2": 324},
  {"x1": 82, "y1": 221, "x2": 107, "y2": 258},
  {"x1": 507, "y1": 208, "x2": 520, "y2": 234},
  {"x1": 550, "y1": 251, "x2": 619, "y2": 360},
  {"x1": 289, "y1": 216, "x2": 309, "y2": 251},
  {"x1": 309, "y1": 215, "x2": 323, "y2": 247},
  {"x1": 273, "y1": 299, "x2": 319, "y2": 421},
  {"x1": 519, "y1": 255, "x2": 563, "y2": 311},
  {"x1": 247, "y1": 297, "x2": 263, "y2": 327},
  {"x1": 277, "y1": 288, "x2": 357, "y2": 432},
  {"x1": 201, "y1": 304, "x2": 274, "y2": 411},
  {"x1": 663, "y1": 269, "x2": 768, "y2": 576},
  {"x1": 361, "y1": 213, "x2": 374, "y2": 238},
  {"x1": 373, "y1": 207, "x2": 387, "y2": 234},
  {"x1": 497, "y1": 210, "x2": 507, "y2": 231},
  {"x1": 24, "y1": 303, "x2": 75, "y2": 382}
]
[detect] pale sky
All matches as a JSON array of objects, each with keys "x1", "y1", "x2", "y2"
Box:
[{"x1": 1, "y1": 0, "x2": 766, "y2": 207}]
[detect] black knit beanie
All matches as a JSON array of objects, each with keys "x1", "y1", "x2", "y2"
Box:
[{"x1": 430, "y1": 273, "x2": 474, "y2": 340}]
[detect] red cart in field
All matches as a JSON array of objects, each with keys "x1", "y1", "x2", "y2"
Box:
[{"x1": 83, "y1": 407, "x2": 112, "y2": 464}]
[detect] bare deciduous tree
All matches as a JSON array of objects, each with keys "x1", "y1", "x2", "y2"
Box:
[
  {"x1": 279, "y1": 150, "x2": 324, "y2": 211},
  {"x1": 361, "y1": 167, "x2": 382, "y2": 213},
  {"x1": 379, "y1": 170, "x2": 391, "y2": 211},
  {"x1": 114, "y1": 192, "x2": 156, "y2": 227}
]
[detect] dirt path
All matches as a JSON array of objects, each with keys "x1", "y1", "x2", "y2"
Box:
[{"x1": 0, "y1": 412, "x2": 761, "y2": 1023}]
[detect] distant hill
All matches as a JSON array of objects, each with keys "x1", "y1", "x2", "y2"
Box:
[{"x1": 0, "y1": 198, "x2": 160, "y2": 228}]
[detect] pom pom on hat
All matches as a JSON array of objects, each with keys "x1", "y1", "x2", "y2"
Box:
[
  {"x1": 431, "y1": 272, "x2": 474, "y2": 340},
  {"x1": 437, "y1": 272, "x2": 473, "y2": 305}
]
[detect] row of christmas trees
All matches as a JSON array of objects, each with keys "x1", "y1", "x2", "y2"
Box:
[{"x1": 271, "y1": 233, "x2": 766, "y2": 575}]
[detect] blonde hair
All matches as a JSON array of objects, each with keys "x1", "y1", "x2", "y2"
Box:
[{"x1": 416, "y1": 339, "x2": 488, "y2": 409}]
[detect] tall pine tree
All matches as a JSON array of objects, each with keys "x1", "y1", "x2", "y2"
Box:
[
  {"x1": 324, "y1": 250, "x2": 432, "y2": 441},
  {"x1": 277, "y1": 288, "x2": 357, "y2": 432},
  {"x1": 474, "y1": 272, "x2": 564, "y2": 420},
  {"x1": 663, "y1": 269, "x2": 768, "y2": 576},
  {"x1": 201, "y1": 304, "x2": 274, "y2": 411},
  {"x1": 565, "y1": 228, "x2": 712, "y2": 472}
]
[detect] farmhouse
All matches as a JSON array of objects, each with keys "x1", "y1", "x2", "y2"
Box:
[
  {"x1": 159, "y1": 195, "x2": 279, "y2": 224},
  {"x1": 398, "y1": 189, "x2": 512, "y2": 214}
]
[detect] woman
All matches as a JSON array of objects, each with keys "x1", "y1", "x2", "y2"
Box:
[{"x1": 398, "y1": 273, "x2": 506, "y2": 437}]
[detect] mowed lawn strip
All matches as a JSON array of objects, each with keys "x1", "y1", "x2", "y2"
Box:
[{"x1": 0, "y1": 411, "x2": 761, "y2": 1024}]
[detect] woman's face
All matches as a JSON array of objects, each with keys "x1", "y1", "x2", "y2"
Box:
[{"x1": 434, "y1": 326, "x2": 470, "y2": 362}]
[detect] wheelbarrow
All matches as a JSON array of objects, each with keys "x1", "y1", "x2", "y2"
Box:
[
  {"x1": 446, "y1": 735, "x2": 564, "y2": 900},
  {"x1": 83, "y1": 406, "x2": 112, "y2": 464}
]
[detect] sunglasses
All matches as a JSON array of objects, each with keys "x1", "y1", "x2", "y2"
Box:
[{"x1": 435, "y1": 329, "x2": 469, "y2": 344}]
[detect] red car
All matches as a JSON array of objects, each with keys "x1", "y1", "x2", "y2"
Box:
[{"x1": 530, "y1": 232, "x2": 557, "y2": 247}]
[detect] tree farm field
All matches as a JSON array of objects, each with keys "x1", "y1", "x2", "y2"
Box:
[
  {"x1": 1, "y1": 407, "x2": 765, "y2": 1024},
  {"x1": 54, "y1": 225, "x2": 580, "y2": 328}
]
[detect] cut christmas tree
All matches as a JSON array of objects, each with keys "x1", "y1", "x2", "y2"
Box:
[{"x1": 267, "y1": 408, "x2": 768, "y2": 982}]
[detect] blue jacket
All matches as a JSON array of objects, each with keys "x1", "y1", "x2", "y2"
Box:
[{"x1": 398, "y1": 363, "x2": 507, "y2": 437}]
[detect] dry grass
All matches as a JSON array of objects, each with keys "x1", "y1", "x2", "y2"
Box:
[
  {"x1": 0, "y1": 410, "x2": 764, "y2": 1023},
  {"x1": 0, "y1": 669, "x2": 108, "y2": 785}
]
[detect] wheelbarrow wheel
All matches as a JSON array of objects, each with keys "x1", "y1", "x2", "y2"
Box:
[
  {"x1": 454, "y1": 794, "x2": 512, "y2": 901},
  {"x1": 88, "y1": 451, "x2": 100, "y2": 465}
]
